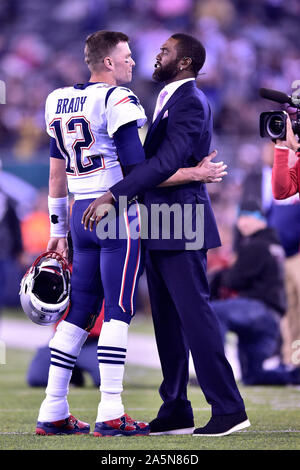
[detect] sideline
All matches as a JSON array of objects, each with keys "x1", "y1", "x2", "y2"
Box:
[{"x1": 0, "y1": 317, "x2": 241, "y2": 379}]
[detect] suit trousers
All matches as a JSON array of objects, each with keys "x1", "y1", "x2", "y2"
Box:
[{"x1": 145, "y1": 248, "x2": 245, "y2": 416}]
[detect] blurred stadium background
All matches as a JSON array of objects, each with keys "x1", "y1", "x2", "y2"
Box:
[
  {"x1": 2, "y1": 0, "x2": 300, "y2": 311},
  {"x1": 1, "y1": 0, "x2": 300, "y2": 449}
]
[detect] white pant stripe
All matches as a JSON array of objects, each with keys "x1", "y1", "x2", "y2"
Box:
[
  {"x1": 118, "y1": 208, "x2": 131, "y2": 313},
  {"x1": 129, "y1": 201, "x2": 141, "y2": 313}
]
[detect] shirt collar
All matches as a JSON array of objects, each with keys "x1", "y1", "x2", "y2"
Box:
[{"x1": 160, "y1": 78, "x2": 195, "y2": 102}]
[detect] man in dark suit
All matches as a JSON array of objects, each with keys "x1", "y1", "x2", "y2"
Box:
[{"x1": 83, "y1": 33, "x2": 249, "y2": 436}]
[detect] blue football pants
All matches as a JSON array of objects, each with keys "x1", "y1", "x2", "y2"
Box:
[{"x1": 65, "y1": 199, "x2": 143, "y2": 329}]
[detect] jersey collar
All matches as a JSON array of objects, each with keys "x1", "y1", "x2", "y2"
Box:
[{"x1": 74, "y1": 82, "x2": 104, "y2": 90}]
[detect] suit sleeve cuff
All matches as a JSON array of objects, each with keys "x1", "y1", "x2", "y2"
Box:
[{"x1": 110, "y1": 190, "x2": 117, "y2": 202}]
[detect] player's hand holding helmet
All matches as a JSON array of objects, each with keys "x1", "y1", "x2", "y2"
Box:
[{"x1": 19, "y1": 251, "x2": 71, "y2": 326}]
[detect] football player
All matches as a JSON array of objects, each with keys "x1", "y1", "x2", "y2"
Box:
[
  {"x1": 36, "y1": 30, "x2": 225, "y2": 437},
  {"x1": 36, "y1": 30, "x2": 149, "y2": 437}
]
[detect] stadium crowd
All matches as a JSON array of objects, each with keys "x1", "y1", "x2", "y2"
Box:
[
  {"x1": 1, "y1": 0, "x2": 300, "y2": 160},
  {"x1": 1, "y1": 0, "x2": 300, "y2": 378},
  {"x1": 1, "y1": 0, "x2": 300, "y2": 239}
]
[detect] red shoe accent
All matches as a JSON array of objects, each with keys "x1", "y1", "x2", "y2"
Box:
[
  {"x1": 124, "y1": 414, "x2": 149, "y2": 429},
  {"x1": 93, "y1": 414, "x2": 150, "y2": 436},
  {"x1": 36, "y1": 428, "x2": 48, "y2": 435},
  {"x1": 36, "y1": 414, "x2": 90, "y2": 435}
]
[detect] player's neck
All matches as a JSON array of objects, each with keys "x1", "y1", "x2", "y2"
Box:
[{"x1": 89, "y1": 73, "x2": 117, "y2": 86}]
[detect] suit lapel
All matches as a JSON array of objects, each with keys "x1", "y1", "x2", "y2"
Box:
[{"x1": 145, "y1": 81, "x2": 196, "y2": 147}]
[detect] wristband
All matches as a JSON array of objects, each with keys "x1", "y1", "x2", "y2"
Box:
[
  {"x1": 274, "y1": 144, "x2": 289, "y2": 150},
  {"x1": 48, "y1": 195, "x2": 69, "y2": 238}
]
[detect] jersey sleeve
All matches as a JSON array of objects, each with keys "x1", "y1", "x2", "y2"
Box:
[
  {"x1": 50, "y1": 137, "x2": 64, "y2": 159},
  {"x1": 105, "y1": 87, "x2": 147, "y2": 138}
]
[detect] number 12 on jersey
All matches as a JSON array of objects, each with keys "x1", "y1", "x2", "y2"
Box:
[{"x1": 50, "y1": 116, "x2": 105, "y2": 175}]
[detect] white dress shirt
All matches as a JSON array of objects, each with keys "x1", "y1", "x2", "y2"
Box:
[{"x1": 152, "y1": 78, "x2": 195, "y2": 122}]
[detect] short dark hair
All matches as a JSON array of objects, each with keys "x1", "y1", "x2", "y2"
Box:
[
  {"x1": 85, "y1": 30, "x2": 129, "y2": 70},
  {"x1": 171, "y1": 33, "x2": 206, "y2": 76}
]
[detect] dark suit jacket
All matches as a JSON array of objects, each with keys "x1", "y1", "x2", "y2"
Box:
[{"x1": 110, "y1": 80, "x2": 221, "y2": 250}]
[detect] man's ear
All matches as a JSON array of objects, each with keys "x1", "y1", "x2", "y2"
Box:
[
  {"x1": 104, "y1": 57, "x2": 113, "y2": 69},
  {"x1": 180, "y1": 56, "x2": 192, "y2": 70}
]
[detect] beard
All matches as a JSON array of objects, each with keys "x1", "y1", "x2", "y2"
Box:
[{"x1": 152, "y1": 59, "x2": 180, "y2": 83}]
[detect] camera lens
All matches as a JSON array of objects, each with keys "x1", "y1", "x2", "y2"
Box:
[
  {"x1": 292, "y1": 119, "x2": 300, "y2": 138},
  {"x1": 266, "y1": 114, "x2": 285, "y2": 138}
]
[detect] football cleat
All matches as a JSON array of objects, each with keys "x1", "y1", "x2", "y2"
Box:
[
  {"x1": 36, "y1": 414, "x2": 90, "y2": 435},
  {"x1": 93, "y1": 413, "x2": 150, "y2": 437}
]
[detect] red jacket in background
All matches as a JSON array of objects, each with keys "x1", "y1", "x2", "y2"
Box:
[{"x1": 272, "y1": 146, "x2": 300, "y2": 199}]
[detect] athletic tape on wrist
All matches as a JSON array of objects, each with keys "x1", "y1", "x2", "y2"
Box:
[{"x1": 48, "y1": 195, "x2": 69, "y2": 237}]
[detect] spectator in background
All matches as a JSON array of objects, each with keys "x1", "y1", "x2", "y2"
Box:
[
  {"x1": 272, "y1": 114, "x2": 300, "y2": 370},
  {"x1": 241, "y1": 141, "x2": 300, "y2": 254},
  {"x1": 27, "y1": 307, "x2": 103, "y2": 388},
  {"x1": 210, "y1": 200, "x2": 300, "y2": 386},
  {"x1": 21, "y1": 189, "x2": 50, "y2": 264},
  {"x1": 0, "y1": 160, "x2": 23, "y2": 311},
  {"x1": 241, "y1": 141, "x2": 300, "y2": 366},
  {"x1": 1, "y1": 0, "x2": 300, "y2": 161}
]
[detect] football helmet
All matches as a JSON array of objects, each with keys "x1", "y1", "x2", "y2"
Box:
[{"x1": 20, "y1": 252, "x2": 71, "y2": 326}]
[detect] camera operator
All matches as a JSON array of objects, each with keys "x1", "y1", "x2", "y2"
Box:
[
  {"x1": 272, "y1": 114, "x2": 300, "y2": 367},
  {"x1": 272, "y1": 114, "x2": 300, "y2": 199}
]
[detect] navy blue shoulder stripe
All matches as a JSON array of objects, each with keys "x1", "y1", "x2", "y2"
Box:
[{"x1": 105, "y1": 87, "x2": 117, "y2": 108}]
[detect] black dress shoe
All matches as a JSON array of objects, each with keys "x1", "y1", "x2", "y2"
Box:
[
  {"x1": 193, "y1": 410, "x2": 250, "y2": 437},
  {"x1": 149, "y1": 416, "x2": 195, "y2": 435}
]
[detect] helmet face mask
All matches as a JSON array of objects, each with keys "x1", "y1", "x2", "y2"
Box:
[{"x1": 19, "y1": 252, "x2": 71, "y2": 326}]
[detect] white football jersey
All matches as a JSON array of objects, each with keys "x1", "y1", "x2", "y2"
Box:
[{"x1": 45, "y1": 82, "x2": 147, "y2": 199}]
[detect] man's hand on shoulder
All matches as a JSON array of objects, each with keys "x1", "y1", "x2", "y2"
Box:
[{"x1": 81, "y1": 190, "x2": 115, "y2": 231}]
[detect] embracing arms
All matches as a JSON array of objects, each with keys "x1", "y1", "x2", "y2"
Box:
[{"x1": 82, "y1": 105, "x2": 227, "y2": 230}]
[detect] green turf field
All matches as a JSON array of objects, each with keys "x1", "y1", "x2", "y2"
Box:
[{"x1": 0, "y1": 346, "x2": 300, "y2": 451}]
